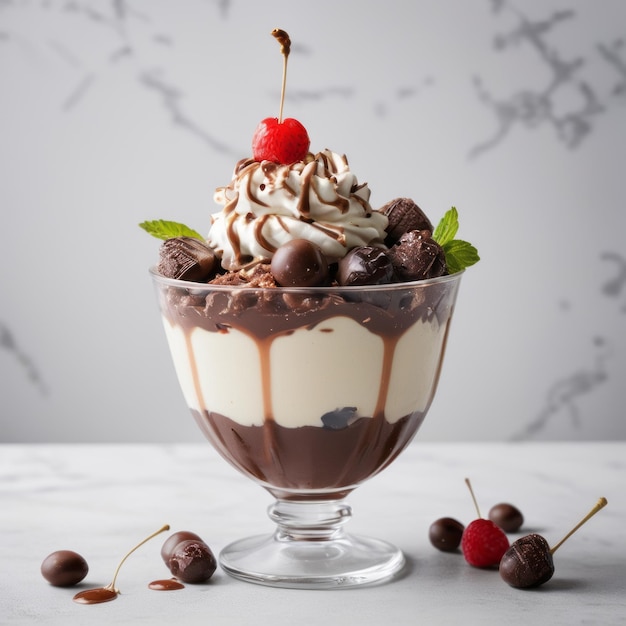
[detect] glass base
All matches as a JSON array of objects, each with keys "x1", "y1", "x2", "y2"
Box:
[{"x1": 218, "y1": 499, "x2": 406, "y2": 589}]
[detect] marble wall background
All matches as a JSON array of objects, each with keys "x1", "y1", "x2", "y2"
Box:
[{"x1": 1, "y1": 0, "x2": 624, "y2": 443}]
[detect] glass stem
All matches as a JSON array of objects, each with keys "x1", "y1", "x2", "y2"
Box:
[{"x1": 268, "y1": 499, "x2": 352, "y2": 542}]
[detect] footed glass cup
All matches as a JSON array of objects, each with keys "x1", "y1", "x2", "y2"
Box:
[{"x1": 151, "y1": 268, "x2": 463, "y2": 588}]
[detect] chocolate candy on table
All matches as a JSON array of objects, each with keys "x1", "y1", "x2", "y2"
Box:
[
  {"x1": 270, "y1": 239, "x2": 329, "y2": 287},
  {"x1": 336, "y1": 246, "x2": 394, "y2": 286},
  {"x1": 158, "y1": 236, "x2": 217, "y2": 282},
  {"x1": 489, "y1": 503, "x2": 524, "y2": 533},
  {"x1": 500, "y1": 497, "x2": 607, "y2": 590},
  {"x1": 168, "y1": 540, "x2": 217, "y2": 584},
  {"x1": 41, "y1": 550, "x2": 89, "y2": 587},
  {"x1": 161, "y1": 530, "x2": 203, "y2": 565},
  {"x1": 429, "y1": 517, "x2": 465, "y2": 552},
  {"x1": 380, "y1": 197, "x2": 433, "y2": 246},
  {"x1": 499, "y1": 533, "x2": 555, "y2": 589},
  {"x1": 148, "y1": 578, "x2": 185, "y2": 591},
  {"x1": 388, "y1": 230, "x2": 447, "y2": 281}
]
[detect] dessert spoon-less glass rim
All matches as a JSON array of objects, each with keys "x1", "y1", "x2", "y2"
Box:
[{"x1": 151, "y1": 268, "x2": 464, "y2": 588}]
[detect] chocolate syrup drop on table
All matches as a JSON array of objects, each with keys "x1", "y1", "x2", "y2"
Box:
[
  {"x1": 73, "y1": 587, "x2": 118, "y2": 604},
  {"x1": 148, "y1": 579, "x2": 185, "y2": 591}
]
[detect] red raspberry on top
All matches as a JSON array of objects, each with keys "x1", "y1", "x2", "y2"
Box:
[
  {"x1": 252, "y1": 117, "x2": 310, "y2": 164},
  {"x1": 251, "y1": 29, "x2": 311, "y2": 165}
]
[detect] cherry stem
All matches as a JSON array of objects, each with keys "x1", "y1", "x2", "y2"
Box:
[
  {"x1": 108, "y1": 524, "x2": 170, "y2": 592},
  {"x1": 271, "y1": 28, "x2": 291, "y2": 123},
  {"x1": 550, "y1": 497, "x2": 608, "y2": 555},
  {"x1": 464, "y1": 477, "x2": 482, "y2": 518}
]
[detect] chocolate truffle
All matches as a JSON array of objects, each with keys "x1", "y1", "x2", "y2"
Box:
[
  {"x1": 41, "y1": 550, "x2": 89, "y2": 587},
  {"x1": 429, "y1": 517, "x2": 465, "y2": 552},
  {"x1": 270, "y1": 239, "x2": 329, "y2": 287},
  {"x1": 489, "y1": 503, "x2": 524, "y2": 533},
  {"x1": 388, "y1": 230, "x2": 447, "y2": 281},
  {"x1": 500, "y1": 534, "x2": 555, "y2": 588},
  {"x1": 161, "y1": 531, "x2": 203, "y2": 565},
  {"x1": 336, "y1": 246, "x2": 394, "y2": 286},
  {"x1": 380, "y1": 198, "x2": 433, "y2": 246},
  {"x1": 168, "y1": 540, "x2": 217, "y2": 584}
]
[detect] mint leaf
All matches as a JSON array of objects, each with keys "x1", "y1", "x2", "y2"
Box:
[
  {"x1": 432, "y1": 207, "x2": 459, "y2": 247},
  {"x1": 443, "y1": 240, "x2": 480, "y2": 274},
  {"x1": 139, "y1": 220, "x2": 203, "y2": 241},
  {"x1": 432, "y1": 207, "x2": 479, "y2": 273}
]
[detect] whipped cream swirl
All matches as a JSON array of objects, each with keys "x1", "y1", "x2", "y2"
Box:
[{"x1": 207, "y1": 149, "x2": 388, "y2": 270}]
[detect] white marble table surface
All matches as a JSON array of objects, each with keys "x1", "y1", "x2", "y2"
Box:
[{"x1": 1, "y1": 443, "x2": 624, "y2": 625}]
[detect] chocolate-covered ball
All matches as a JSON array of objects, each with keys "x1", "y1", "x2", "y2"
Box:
[
  {"x1": 336, "y1": 246, "x2": 394, "y2": 286},
  {"x1": 41, "y1": 550, "x2": 89, "y2": 587},
  {"x1": 168, "y1": 540, "x2": 217, "y2": 584},
  {"x1": 270, "y1": 239, "x2": 329, "y2": 287},
  {"x1": 429, "y1": 517, "x2": 465, "y2": 552},
  {"x1": 161, "y1": 531, "x2": 203, "y2": 565},
  {"x1": 388, "y1": 230, "x2": 447, "y2": 281},
  {"x1": 380, "y1": 197, "x2": 433, "y2": 246},
  {"x1": 500, "y1": 534, "x2": 555, "y2": 589},
  {"x1": 489, "y1": 503, "x2": 524, "y2": 533},
  {"x1": 158, "y1": 236, "x2": 217, "y2": 282}
]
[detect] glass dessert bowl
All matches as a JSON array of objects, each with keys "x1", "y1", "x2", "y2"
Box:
[{"x1": 151, "y1": 268, "x2": 463, "y2": 588}]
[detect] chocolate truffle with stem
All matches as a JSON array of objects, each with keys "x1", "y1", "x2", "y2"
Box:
[{"x1": 500, "y1": 497, "x2": 608, "y2": 589}]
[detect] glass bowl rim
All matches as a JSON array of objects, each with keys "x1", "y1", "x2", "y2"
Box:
[{"x1": 149, "y1": 266, "x2": 464, "y2": 293}]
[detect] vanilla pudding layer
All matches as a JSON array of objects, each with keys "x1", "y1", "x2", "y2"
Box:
[{"x1": 164, "y1": 315, "x2": 448, "y2": 428}]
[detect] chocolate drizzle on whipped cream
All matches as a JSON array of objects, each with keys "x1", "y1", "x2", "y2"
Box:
[{"x1": 208, "y1": 150, "x2": 387, "y2": 271}]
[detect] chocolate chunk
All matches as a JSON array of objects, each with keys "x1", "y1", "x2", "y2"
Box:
[
  {"x1": 208, "y1": 269, "x2": 250, "y2": 286},
  {"x1": 206, "y1": 264, "x2": 279, "y2": 315},
  {"x1": 321, "y1": 407, "x2": 358, "y2": 430},
  {"x1": 168, "y1": 540, "x2": 217, "y2": 584},
  {"x1": 380, "y1": 198, "x2": 433, "y2": 246},
  {"x1": 208, "y1": 263, "x2": 277, "y2": 288},
  {"x1": 41, "y1": 550, "x2": 89, "y2": 587},
  {"x1": 388, "y1": 230, "x2": 447, "y2": 281},
  {"x1": 429, "y1": 517, "x2": 465, "y2": 552},
  {"x1": 240, "y1": 264, "x2": 278, "y2": 288},
  {"x1": 499, "y1": 534, "x2": 555, "y2": 589},
  {"x1": 158, "y1": 237, "x2": 217, "y2": 282},
  {"x1": 270, "y1": 239, "x2": 329, "y2": 287},
  {"x1": 336, "y1": 246, "x2": 394, "y2": 286}
]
